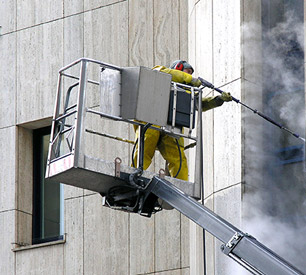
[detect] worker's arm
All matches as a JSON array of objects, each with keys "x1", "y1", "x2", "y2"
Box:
[
  {"x1": 153, "y1": 65, "x2": 232, "y2": 111},
  {"x1": 153, "y1": 66, "x2": 201, "y2": 86},
  {"x1": 202, "y1": 92, "x2": 232, "y2": 112}
]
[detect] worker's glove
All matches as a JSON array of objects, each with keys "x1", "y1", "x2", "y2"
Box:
[
  {"x1": 190, "y1": 77, "x2": 202, "y2": 87},
  {"x1": 219, "y1": 92, "x2": 232, "y2": 102}
]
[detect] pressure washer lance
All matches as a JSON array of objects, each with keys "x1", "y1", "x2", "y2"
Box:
[{"x1": 199, "y1": 77, "x2": 306, "y2": 143}]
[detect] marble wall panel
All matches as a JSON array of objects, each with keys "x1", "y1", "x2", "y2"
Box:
[
  {"x1": 180, "y1": 213, "x2": 190, "y2": 268},
  {"x1": 213, "y1": 0, "x2": 241, "y2": 86},
  {"x1": 84, "y1": 2, "x2": 128, "y2": 67},
  {"x1": 153, "y1": 0, "x2": 181, "y2": 65},
  {"x1": 17, "y1": 127, "x2": 33, "y2": 214},
  {"x1": 129, "y1": 214, "x2": 154, "y2": 274},
  {"x1": 188, "y1": 0, "x2": 196, "y2": 67},
  {"x1": 154, "y1": 269, "x2": 182, "y2": 275},
  {"x1": 154, "y1": 209, "x2": 181, "y2": 272},
  {"x1": 189, "y1": 220, "x2": 204, "y2": 275},
  {"x1": 213, "y1": 80, "x2": 242, "y2": 191},
  {"x1": 202, "y1": 108, "x2": 215, "y2": 198},
  {"x1": 64, "y1": 197, "x2": 84, "y2": 275},
  {"x1": 64, "y1": 0, "x2": 83, "y2": 17},
  {"x1": 15, "y1": 243, "x2": 65, "y2": 274},
  {"x1": 64, "y1": 13, "x2": 84, "y2": 65},
  {"x1": 16, "y1": 20, "x2": 63, "y2": 124},
  {"x1": 83, "y1": 194, "x2": 129, "y2": 275},
  {"x1": 194, "y1": 0, "x2": 215, "y2": 199},
  {"x1": 62, "y1": 13, "x2": 84, "y2": 123},
  {"x1": 0, "y1": 211, "x2": 15, "y2": 274},
  {"x1": 0, "y1": 32, "x2": 16, "y2": 128},
  {"x1": 0, "y1": 127, "x2": 16, "y2": 211},
  {"x1": 16, "y1": 210, "x2": 32, "y2": 246},
  {"x1": 214, "y1": 184, "x2": 242, "y2": 231},
  {"x1": 16, "y1": 0, "x2": 63, "y2": 30},
  {"x1": 194, "y1": 0, "x2": 213, "y2": 76},
  {"x1": 84, "y1": 0, "x2": 120, "y2": 12},
  {"x1": 179, "y1": 0, "x2": 189, "y2": 60},
  {"x1": 64, "y1": 185, "x2": 84, "y2": 200},
  {"x1": 0, "y1": 0, "x2": 16, "y2": 34},
  {"x1": 128, "y1": 0, "x2": 154, "y2": 67}
]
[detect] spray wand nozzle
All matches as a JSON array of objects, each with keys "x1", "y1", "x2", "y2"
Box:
[{"x1": 198, "y1": 77, "x2": 306, "y2": 143}]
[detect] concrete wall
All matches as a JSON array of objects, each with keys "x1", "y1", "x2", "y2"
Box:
[
  {"x1": 189, "y1": 0, "x2": 306, "y2": 274},
  {"x1": 188, "y1": 1, "x2": 244, "y2": 274},
  {"x1": 0, "y1": 0, "x2": 191, "y2": 274}
]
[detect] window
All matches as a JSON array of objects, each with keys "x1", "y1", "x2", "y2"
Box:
[{"x1": 32, "y1": 126, "x2": 64, "y2": 244}]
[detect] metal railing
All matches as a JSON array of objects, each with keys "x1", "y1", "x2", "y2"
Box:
[{"x1": 46, "y1": 58, "x2": 204, "y2": 196}]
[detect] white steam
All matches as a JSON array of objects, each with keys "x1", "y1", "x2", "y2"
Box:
[{"x1": 241, "y1": 5, "x2": 306, "y2": 275}]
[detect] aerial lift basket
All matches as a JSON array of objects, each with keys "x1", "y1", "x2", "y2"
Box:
[{"x1": 45, "y1": 58, "x2": 201, "y2": 198}]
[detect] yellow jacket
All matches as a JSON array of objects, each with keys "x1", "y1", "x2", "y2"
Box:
[{"x1": 153, "y1": 65, "x2": 224, "y2": 112}]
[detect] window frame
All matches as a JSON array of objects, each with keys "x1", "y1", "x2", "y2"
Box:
[{"x1": 32, "y1": 126, "x2": 64, "y2": 245}]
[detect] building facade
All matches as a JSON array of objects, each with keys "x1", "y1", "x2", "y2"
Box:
[{"x1": 0, "y1": 0, "x2": 305, "y2": 274}]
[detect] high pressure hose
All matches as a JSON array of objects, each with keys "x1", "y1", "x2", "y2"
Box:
[
  {"x1": 174, "y1": 138, "x2": 182, "y2": 178},
  {"x1": 131, "y1": 138, "x2": 138, "y2": 168}
]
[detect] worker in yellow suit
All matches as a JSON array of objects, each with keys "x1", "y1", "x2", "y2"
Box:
[{"x1": 132, "y1": 60, "x2": 232, "y2": 181}]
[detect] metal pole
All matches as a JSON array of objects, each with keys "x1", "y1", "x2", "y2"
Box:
[
  {"x1": 198, "y1": 89, "x2": 207, "y2": 275},
  {"x1": 73, "y1": 59, "x2": 88, "y2": 168},
  {"x1": 137, "y1": 123, "x2": 152, "y2": 171},
  {"x1": 199, "y1": 77, "x2": 306, "y2": 142}
]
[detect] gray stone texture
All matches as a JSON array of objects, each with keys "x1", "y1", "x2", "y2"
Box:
[
  {"x1": 0, "y1": 33, "x2": 16, "y2": 128},
  {"x1": 155, "y1": 210, "x2": 181, "y2": 271},
  {"x1": 64, "y1": 197, "x2": 84, "y2": 274},
  {"x1": 0, "y1": 127, "x2": 16, "y2": 211},
  {"x1": 17, "y1": 127, "x2": 33, "y2": 214},
  {"x1": 16, "y1": 21, "x2": 63, "y2": 124},
  {"x1": 0, "y1": 211, "x2": 15, "y2": 274},
  {"x1": 15, "y1": 243, "x2": 65, "y2": 274},
  {"x1": 130, "y1": 213, "x2": 155, "y2": 274},
  {"x1": 16, "y1": 0, "x2": 63, "y2": 30},
  {"x1": 64, "y1": 0, "x2": 83, "y2": 17},
  {"x1": 84, "y1": 194, "x2": 129, "y2": 274},
  {"x1": 0, "y1": 0, "x2": 16, "y2": 34}
]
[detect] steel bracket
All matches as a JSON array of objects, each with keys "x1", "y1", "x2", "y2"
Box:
[
  {"x1": 115, "y1": 157, "x2": 122, "y2": 177},
  {"x1": 221, "y1": 232, "x2": 244, "y2": 255},
  {"x1": 159, "y1": 169, "x2": 166, "y2": 179}
]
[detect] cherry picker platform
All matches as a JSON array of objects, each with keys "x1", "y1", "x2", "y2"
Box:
[{"x1": 46, "y1": 58, "x2": 304, "y2": 275}]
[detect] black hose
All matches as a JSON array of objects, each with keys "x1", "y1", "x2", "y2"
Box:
[
  {"x1": 131, "y1": 138, "x2": 138, "y2": 168},
  {"x1": 174, "y1": 138, "x2": 182, "y2": 178}
]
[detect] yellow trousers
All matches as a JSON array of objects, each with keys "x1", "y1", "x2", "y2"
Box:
[{"x1": 133, "y1": 127, "x2": 188, "y2": 181}]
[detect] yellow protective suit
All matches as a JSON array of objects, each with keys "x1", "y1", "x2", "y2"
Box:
[{"x1": 133, "y1": 66, "x2": 225, "y2": 181}]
